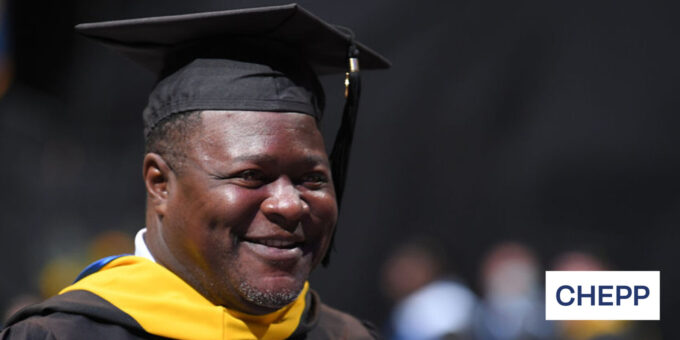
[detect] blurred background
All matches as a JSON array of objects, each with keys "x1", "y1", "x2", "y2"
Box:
[{"x1": 0, "y1": 0, "x2": 676, "y2": 338}]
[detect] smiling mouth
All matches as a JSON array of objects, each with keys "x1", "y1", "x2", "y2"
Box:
[{"x1": 241, "y1": 237, "x2": 305, "y2": 262}]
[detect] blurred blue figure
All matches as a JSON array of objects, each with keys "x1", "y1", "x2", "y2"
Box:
[
  {"x1": 382, "y1": 239, "x2": 477, "y2": 340},
  {"x1": 471, "y1": 242, "x2": 554, "y2": 340}
]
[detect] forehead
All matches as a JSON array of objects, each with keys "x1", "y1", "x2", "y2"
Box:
[{"x1": 190, "y1": 110, "x2": 327, "y2": 159}]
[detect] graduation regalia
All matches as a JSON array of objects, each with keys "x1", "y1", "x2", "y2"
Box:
[{"x1": 1, "y1": 256, "x2": 377, "y2": 339}]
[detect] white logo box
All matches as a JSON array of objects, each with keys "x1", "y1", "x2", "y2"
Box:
[{"x1": 545, "y1": 271, "x2": 660, "y2": 320}]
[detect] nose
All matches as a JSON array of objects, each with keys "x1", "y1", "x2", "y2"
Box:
[{"x1": 261, "y1": 177, "x2": 309, "y2": 229}]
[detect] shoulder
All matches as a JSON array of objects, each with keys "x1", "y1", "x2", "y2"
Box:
[
  {"x1": 1, "y1": 316, "x2": 57, "y2": 340},
  {"x1": 1, "y1": 311, "x2": 137, "y2": 340},
  {"x1": 1, "y1": 291, "x2": 161, "y2": 340},
  {"x1": 292, "y1": 289, "x2": 379, "y2": 340},
  {"x1": 316, "y1": 303, "x2": 379, "y2": 340}
]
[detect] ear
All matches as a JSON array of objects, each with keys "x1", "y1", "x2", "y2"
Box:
[{"x1": 143, "y1": 153, "x2": 174, "y2": 216}]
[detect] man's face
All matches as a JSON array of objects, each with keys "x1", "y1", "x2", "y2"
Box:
[{"x1": 153, "y1": 110, "x2": 337, "y2": 314}]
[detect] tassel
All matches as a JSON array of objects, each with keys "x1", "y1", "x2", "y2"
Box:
[{"x1": 323, "y1": 32, "x2": 361, "y2": 266}]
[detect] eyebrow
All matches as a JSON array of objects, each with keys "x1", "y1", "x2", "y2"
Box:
[{"x1": 231, "y1": 154, "x2": 329, "y2": 167}]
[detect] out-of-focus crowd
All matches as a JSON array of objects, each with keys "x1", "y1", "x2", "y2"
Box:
[{"x1": 380, "y1": 239, "x2": 661, "y2": 340}]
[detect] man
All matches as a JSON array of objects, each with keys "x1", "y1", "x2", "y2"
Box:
[{"x1": 1, "y1": 4, "x2": 389, "y2": 339}]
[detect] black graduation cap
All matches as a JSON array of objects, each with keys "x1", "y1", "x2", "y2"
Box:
[{"x1": 75, "y1": 3, "x2": 390, "y2": 264}]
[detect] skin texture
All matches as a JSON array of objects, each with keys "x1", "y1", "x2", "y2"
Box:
[{"x1": 143, "y1": 110, "x2": 338, "y2": 315}]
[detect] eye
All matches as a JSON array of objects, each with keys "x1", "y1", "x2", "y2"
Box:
[
  {"x1": 233, "y1": 169, "x2": 267, "y2": 188},
  {"x1": 299, "y1": 172, "x2": 329, "y2": 189}
]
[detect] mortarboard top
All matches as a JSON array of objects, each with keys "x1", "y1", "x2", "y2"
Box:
[
  {"x1": 75, "y1": 3, "x2": 390, "y2": 75},
  {"x1": 75, "y1": 3, "x2": 390, "y2": 136}
]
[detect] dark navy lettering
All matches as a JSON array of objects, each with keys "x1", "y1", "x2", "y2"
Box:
[
  {"x1": 616, "y1": 286, "x2": 632, "y2": 305},
  {"x1": 634, "y1": 285, "x2": 649, "y2": 306},
  {"x1": 578, "y1": 285, "x2": 596, "y2": 306},
  {"x1": 557, "y1": 285, "x2": 575, "y2": 306}
]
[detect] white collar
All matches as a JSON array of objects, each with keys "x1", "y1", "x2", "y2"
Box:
[{"x1": 134, "y1": 228, "x2": 156, "y2": 262}]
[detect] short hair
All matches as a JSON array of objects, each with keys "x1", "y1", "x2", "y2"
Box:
[{"x1": 145, "y1": 110, "x2": 203, "y2": 173}]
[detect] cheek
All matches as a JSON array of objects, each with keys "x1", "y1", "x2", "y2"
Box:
[
  {"x1": 191, "y1": 187, "x2": 264, "y2": 227},
  {"x1": 170, "y1": 187, "x2": 262, "y2": 259},
  {"x1": 216, "y1": 188, "x2": 268, "y2": 233},
  {"x1": 305, "y1": 191, "x2": 338, "y2": 242},
  {"x1": 313, "y1": 190, "x2": 338, "y2": 222}
]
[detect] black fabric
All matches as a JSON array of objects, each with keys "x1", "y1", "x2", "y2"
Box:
[
  {"x1": 289, "y1": 290, "x2": 377, "y2": 340},
  {"x1": 74, "y1": 3, "x2": 390, "y2": 138},
  {"x1": 1, "y1": 291, "x2": 166, "y2": 340},
  {"x1": 1, "y1": 289, "x2": 377, "y2": 340},
  {"x1": 142, "y1": 56, "x2": 323, "y2": 136},
  {"x1": 74, "y1": 4, "x2": 389, "y2": 75}
]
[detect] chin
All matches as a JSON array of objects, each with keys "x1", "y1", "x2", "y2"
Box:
[
  {"x1": 237, "y1": 276, "x2": 306, "y2": 310},
  {"x1": 224, "y1": 245, "x2": 315, "y2": 311}
]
